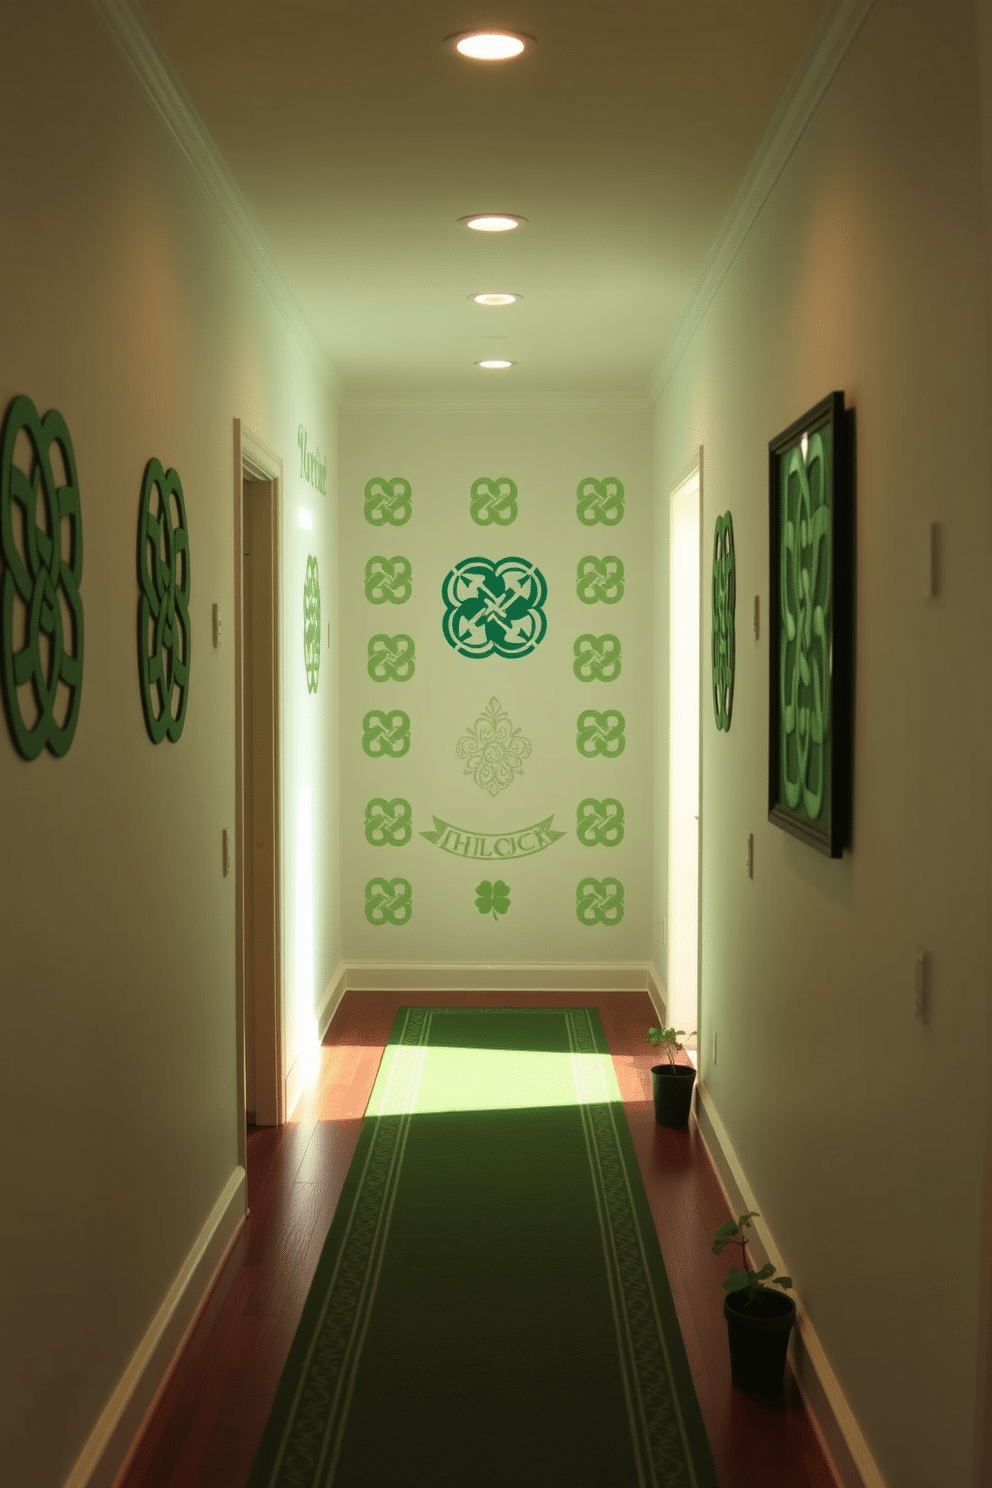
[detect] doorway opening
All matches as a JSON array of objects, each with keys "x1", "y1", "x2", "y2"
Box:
[
  {"x1": 667, "y1": 465, "x2": 701, "y2": 1043},
  {"x1": 234, "y1": 421, "x2": 285, "y2": 1156}
]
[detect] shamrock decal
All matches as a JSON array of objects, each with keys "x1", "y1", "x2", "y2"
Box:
[{"x1": 475, "y1": 879, "x2": 511, "y2": 920}]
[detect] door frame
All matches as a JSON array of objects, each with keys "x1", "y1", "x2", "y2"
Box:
[{"x1": 233, "y1": 419, "x2": 285, "y2": 1161}]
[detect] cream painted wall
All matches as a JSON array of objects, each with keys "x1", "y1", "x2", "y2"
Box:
[
  {"x1": 653, "y1": 2, "x2": 991, "y2": 1485},
  {"x1": 0, "y1": 6, "x2": 339, "y2": 1486},
  {"x1": 339, "y1": 399, "x2": 652, "y2": 979}
]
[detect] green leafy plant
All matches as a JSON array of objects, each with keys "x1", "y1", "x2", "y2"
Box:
[
  {"x1": 712, "y1": 1211, "x2": 793, "y2": 1307},
  {"x1": 646, "y1": 1025, "x2": 696, "y2": 1069},
  {"x1": 475, "y1": 879, "x2": 511, "y2": 921}
]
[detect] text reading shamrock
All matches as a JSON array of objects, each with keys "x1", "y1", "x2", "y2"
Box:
[
  {"x1": 364, "y1": 477, "x2": 412, "y2": 527},
  {"x1": 576, "y1": 555, "x2": 625, "y2": 604},
  {"x1": 576, "y1": 709, "x2": 626, "y2": 758},
  {"x1": 367, "y1": 633, "x2": 416, "y2": 682},
  {"x1": 364, "y1": 798, "x2": 413, "y2": 846},
  {"x1": 364, "y1": 555, "x2": 412, "y2": 604},
  {"x1": 470, "y1": 477, "x2": 517, "y2": 526},
  {"x1": 362, "y1": 709, "x2": 411, "y2": 757},
  {"x1": 365, "y1": 877, "x2": 412, "y2": 926},
  {"x1": 573, "y1": 633, "x2": 622, "y2": 682},
  {"x1": 576, "y1": 477, "x2": 625, "y2": 527},
  {"x1": 475, "y1": 879, "x2": 511, "y2": 921},
  {"x1": 576, "y1": 798, "x2": 625, "y2": 847},
  {"x1": 576, "y1": 877, "x2": 625, "y2": 926}
]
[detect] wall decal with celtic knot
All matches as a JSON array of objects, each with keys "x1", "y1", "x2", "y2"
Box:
[
  {"x1": 0, "y1": 395, "x2": 84, "y2": 759},
  {"x1": 576, "y1": 877, "x2": 625, "y2": 926},
  {"x1": 364, "y1": 797, "x2": 413, "y2": 846},
  {"x1": 441, "y1": 555, "x2": 547, "y2": 659},
  {"x1": 137, "y1": 457, "x2": 191, "y2": 745},
  {"x1": 576, "y1": 476, "x2": 624, "y2": 527},
  {"x1": 455, "y1": 696, "x2": 531, "y2": 796},
  {"x1": 712, "y1": 513, "x2": 735, "y2": 731},
  {"x1": 573, "y1": 633, "x2": 622, "y2": 682},
  {"x1": 303, "y1": 555, "x2": 321, "y2": 695},
  {"x1": 364, "y1": 555, "x2": 412, "y2": 604},
  {"x1": 576, "y1": 798, "x2": 625, "y2": 846},
  {"x1": 364, "y1": 876, "x2": 412, "y2": 926},
  {"x1": 576, "y1": 709, "x2": 625, "y2": 758},
  {"x1": 364, "y1": 477, "x2": 412, "y2": 526},
  {"x1": 367, "y1": 633, "x2": 416, "y2": 682},
  {"x1": 768, "y1": 392, "x2": 853, "y2": 858},
  {"x1": 470, "y1": 477, "x2": 517, "y2": 526},
  {"x1": 576, "y1": 555, "x2": 624, "y2": 604},
  {"x1": 362, "y1": 709, "x2": 411, "y2": 758}
]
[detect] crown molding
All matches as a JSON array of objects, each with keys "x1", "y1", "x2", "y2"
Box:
[
  {"x1": 647, "y1": 0, "x2": 878, "y2": 405},
  {"x1": 342, "y1": 391, "x2": 651, "y2": 413},
  {"x1": 89, "y1": 0, "x2": 344, "y2": 405}
]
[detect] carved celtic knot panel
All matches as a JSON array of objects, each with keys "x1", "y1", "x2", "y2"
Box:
[
  {"x1": 304, "y1": 555, "x2": 321, "y2": 695},
  {"x1": 137, "y1": 458, "x2": 191, "y2": 745},
  {"x1": 712, "y1": 512, "x2": 735, "y2": 732},
  {"x1": 0, "y1": 395, "x2": 84, "y2": 759},
  {"x1": 441, "y1": 555, "x2": 547, "y2": 660}
]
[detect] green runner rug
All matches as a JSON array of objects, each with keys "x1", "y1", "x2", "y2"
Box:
[{"x1": 247, "y1": 1007, "x2": 719, "y2": 1488}]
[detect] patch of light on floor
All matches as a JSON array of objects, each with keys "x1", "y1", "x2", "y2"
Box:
[{"x1": 366, "y1": 1046, "x2": 622, "y2": 1118}]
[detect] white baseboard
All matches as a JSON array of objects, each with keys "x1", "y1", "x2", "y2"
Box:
[
  {"x1": 339, "y1": 961, "x2": 655, "y2": 993},
  {"x1": 317, "y1": 962, "x2": 348, "y2": 1040},
  {"x1": 62, "y1": 1166, "x2": 247, "y2": 1488},
  {"x1": 694, "y1": 1083, "x2": 885, "y2": 1488},
  {"x1": 646, "y1": 963, "x2": 667, "y2": 1021}
]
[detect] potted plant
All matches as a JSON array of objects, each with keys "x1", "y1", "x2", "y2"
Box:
[
  {"x1": 712, "y1": 1211, "x2": 795, "y2": 1396},
  {"x1": 646, "y1": 1025, "x2": 697, "y2": 1127}
]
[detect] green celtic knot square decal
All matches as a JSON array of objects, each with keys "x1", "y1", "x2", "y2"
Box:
[
  {"x1": 364, "y1": 555, "x2": 412, "y2": 604},
  {"x1": 573, "y1": 633, "x2": 622, "y2": 682},
  {"x1": 441, "y1": 556, "x2": 547, "y2": 659},
  {"x1": 137, "y1": 457, "x2": 191, "y2": 745},
  {"x1": 576, "y1": 477, "x2": 624, "y2": 527},
  {"x1": 576, "y1": 555, "x2": 624, "y2": 604},
  {"x1": 0, "y1": 394, "x2": 84, "y2": 760},
  {"x1": 304, "y1": 555, "x2": 321, "y2": 695},
  {"x1": 367, "y1": 633, "x2": 416, "y2": 682},
  {"x1": 364, "y1": 797, "x2": 413, "y2": 846},
  {"x1": 576, "y1": 877, "x2": 624, "y2": 926},
  {"x1": 362, "y1": 709, "x2": 410, "y2": 758},
  {"x1": 365, "y1": 876, "x2": 412, "y2": 926},
  {"x1": 470, "y1": 477, "x2": 517, "y2": 526},
  {"x1": 576, "y1": 709, "x2": 626, "y2": 758},
  {"x1": 364, "y1": 477, "x2": 412, "y2": 526},
  {"x1": 712, "y1": 513, "x2": 735, "y2": 731},
  {"x1": 576, "y1": 798, "x2": 625, "y2": 846}
]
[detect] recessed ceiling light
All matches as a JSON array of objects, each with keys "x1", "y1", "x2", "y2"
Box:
[
  {"x1": 460, "y1": 213, "x2": 525, "y2": 233},
  {"x1": 446, "y1": 31, "x2": 532, "y2": 61},
  {"x1": 472, "y1": 292, "x2": 519, "y2": 306},
  {"x1": 476, "y1": 359, "x2": 515, "y2": 370}
]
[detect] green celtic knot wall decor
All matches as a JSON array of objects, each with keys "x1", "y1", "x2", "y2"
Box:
[
  {"x1": 576, "y1": 555, "x2": 624, "y2": 604},
  {"x1": 362, "y1": 709, "x2": 411, "y2": 758},
  {"x1": 576, "y1": 798, "x2": 625, "y2": 847},
  {"x1": 364, "y1": 555, "x2": 412, "y2": 604},
  {"x1": 769, "y1": 392, "x2": 853, "y2": 857},
  {"x1": 576, "y1": 877, "x2": 625, "y2": 926},
  {"x1": 304, "y1": 555, "x2": 321, "y2": 695},
  {"x1": 364, "y1": 477, "x2": 412, "y2": 526},
  {"x1": 576, "y1": 709, "x2": 626, "y2": 758},
  {"x1": 576, "y1": 476, "x2": 624, "y2": 527},
  {"x1": 470, "y1": 477, "x2": 517, "y2": 526},
  {"x1": 456, "y1": 696, "x2": 531, "y2": 795},
  {"x1": 573, "y1": 633, "x2": 622, "y2": 682},
  {"x1": 712, "y1": 513, "x2": 735, "y2": 732},
  {"x1": 367, "y1": 633, "x2": 416, "y2": 682},
  {"x1": 364, "y1": 797, "x2": 413, "y2": 846},
  {"x1": 441, "y1": 555, "x2": 548, "y2": 659},
  {"x1": 475, "y1": 879, "x2": 510, "y2": 920},
  {"x1": 137, "y1": 457, "x2": 191, "y2": 745},
  {"x1": 0, "y1": 394, "x2": 84, "y2": 759},
  {"x1": 364, "y1": 877, "x2": 412, "y2": 926}
]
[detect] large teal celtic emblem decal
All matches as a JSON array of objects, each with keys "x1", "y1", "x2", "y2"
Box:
[
  {"x1": 573, "y1": 633, "x2": 622, "y2": 682},
  {"x1": 576, "y1": 477, "x2": 624, "y2": 526},
  {"x1": 364, "y1": 877, "x2": 412, "y2": 926},
  {"x1": 712, "y1": 513, "x2": 735, "y2": 731},
  {"x1": 576, "y1": 798, "x2": 625, "y2": 847},
  {"x1": 576, "y1": 709, "x2": 625, "y2": 758},
  {"x1": 367, "y1": 633, "x2": 416, "y2": 682},
  {"x1": 364, "y1": 797, "x2": 413, "y2": 846},
  {"x1": 781, "y1": 434, "x2": 832, "y2": 819},
  {"x1": 137, "y1": 458, "x2": 191, "y2": 745},
  {"x1": 304, "y1": 555, "x2": 321, "y2": 696},
  {"x1": 576, "y1": 877, "x2": 625, "y2": 926},
  {"x1": 362, "y1": 709, "x2": 410, "y2": 758},
  {"x1": 364, "y1": 477, "x2": 412, "y2": 527},
  {"x1": 470, "y1": 477, "x2": 517, "y2": 526},
  {"x1": 0, "y1": 395, "x2": 84, "y2": 760},
  {"x1": 441, "y1": 555, "x2": 548, "y2": 660},
  {"x1": 364, "y1": 555, "x2": 412, "y2": 604},
  {"x1": 576, "y1": 556, "x2": 624, "y2": 604}
]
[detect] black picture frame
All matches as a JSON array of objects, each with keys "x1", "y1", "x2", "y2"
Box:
[{"x1": 768, "y1": 391, "x2": 853, "y2": 858}]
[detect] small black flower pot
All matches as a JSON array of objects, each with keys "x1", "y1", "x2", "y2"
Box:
[
  {"x1": 650, "y1": 1063, "x2": 696, "y2": 1127},
  {"x1": 723, "y1": 1288, "x2": 796, "y2": 1396}
]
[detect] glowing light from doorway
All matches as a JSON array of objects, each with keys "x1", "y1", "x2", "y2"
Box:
[{"x1": 298, "y1": 508, "x2": 313, "y2": 531}]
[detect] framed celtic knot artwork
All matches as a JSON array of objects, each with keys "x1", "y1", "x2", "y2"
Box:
[
  {"x1": 303, "y1": 555, "x2": 321, "y2": 695},
  {"x1": 768, "y1": 392, "x2": 853, "y2": 857},
  {"x1": 712, "y1": 512, "x2": 735, "y2": 731},
  {"x1": 137, "y1": 457, "x2": 191, "y2": 745},
  {"x1": 0, "y1": 394, "x2": 84, "y2": 760}
]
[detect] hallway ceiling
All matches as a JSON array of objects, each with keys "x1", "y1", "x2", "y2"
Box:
[{"x1": 139, "y1": 0, "x2": 825, "y2": 395}]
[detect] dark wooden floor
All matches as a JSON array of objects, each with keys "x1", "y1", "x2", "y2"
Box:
[{"x1": 119, "y1": 991, "x2": 840, "y2": 1488}]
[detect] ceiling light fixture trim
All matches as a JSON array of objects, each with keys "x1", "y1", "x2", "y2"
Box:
[
  {"x1": 472, "y1": 292, "x2": 520, "y2": 306},
  {"x1": 459, "y1": 213, "x2": 526, "y2": 233},
  {"x1": 476, "y1": 359, "x2": 516, "y2": 370},
  {"x1": 444, "y1": 30, "x2": 534, "y2": 60}
]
